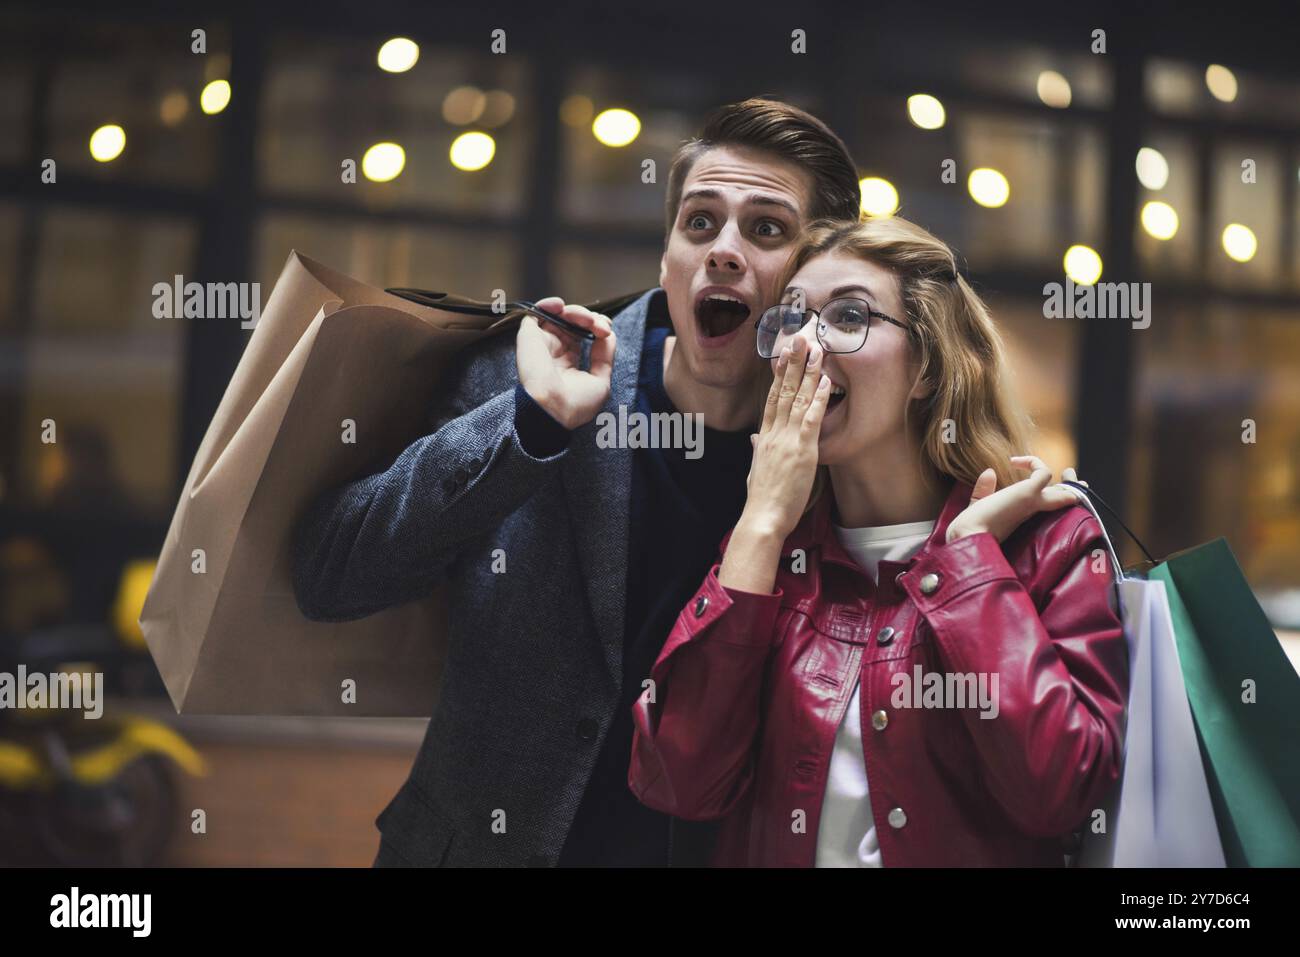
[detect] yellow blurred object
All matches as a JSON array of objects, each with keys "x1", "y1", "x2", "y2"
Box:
[
  {"x1": 73, "y1": 717, "x2": 208, "y2": 784},
  {"x1": 0, "y1": 741, "x2": 43, "y2": 788},
  {"x1": 114, "y1": 559, "x2": 156, "y2": 649},
  {"x1": 89, "y1": 124, "x2": 126, "y2": 162},
  {"x1": 592, "y1": 108, "x2": 641, "y2": 147},
  {"x1": 200, "y1": 79, "x2": 231, "y2": 115},
  {"x1": 0, "y1": 717, "x2": 208, "y2": 788}
]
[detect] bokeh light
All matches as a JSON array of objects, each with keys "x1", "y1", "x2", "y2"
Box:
[
  {"x1": 968, "y1": 168, "x2": 1010, "y2": 207},
  {"x1": 592, "y1": 108, "x2": 641, "y2": 147},
  {"x1": 362, "y1": 142, "x2": 406, "y2": 182},
  {"x1": 1064, "y1": 244, "x2": 1103, "y2": 285},
  {"x1": 89, "y1": 124, "x2": 126, "y2": 162},
  {"x1": 859, "y1": 177, "x2": 899, "y2": 217},
  {"x1": 377, "y1": 38, "x2": 420, "y2": 73},
  {"x1": 449, "y1": 131, "x2": 496, "y2": 171},
  {"x1": 907, "y1": 94, "x2": 945, "y2": 129}
]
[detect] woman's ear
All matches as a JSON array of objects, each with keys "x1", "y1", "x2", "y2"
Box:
[{"x1": 908, "y1": 372, "x2": 934, "y2": 401}]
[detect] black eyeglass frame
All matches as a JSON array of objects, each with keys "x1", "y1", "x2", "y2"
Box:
[{"x1": 754, "y1": 297, "x2": 909, "y2": 358}]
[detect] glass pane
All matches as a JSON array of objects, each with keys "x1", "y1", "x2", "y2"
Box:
[
  {"x1": 1134, "y1": 132, "x2": 1200, "y2": 277},
  {"x1": 0, "y1": 58, "x2": 29, "y2": 164},
  {"x1": 8, "y1": 208, "x2": 194, "y2": 518},
  {"x1": 1208, "y1": 141, "x2": 1283, "y2": 290},
  {"x1": 956, "y1": 45, "x2": 1113, "y2": 110},
  {"x1": 0, "y1": 204, "x2": 21, "y2": 335},
  {"x1": 554, "y1": 244, "x2": 660, "y2": 305},
  {"x1": 950, "y1": 114, "x2": 1105, "y2": 272},
  {"x1": 45, "y1": 20, "x2": 224, "y2": 188},
  {"x1": 1130, "y1": 302, "x2": 1300, "y2": 601},
  {"x1": 259, "y1": 34, "x2": 531, "y2": 216},
  {"x1": 256, "y1": 214, "x2": 519, "y2": 304},
  {"x1": 1147, "y1": 57, "x2": 1300, "y2": 125},
  {"x1": 985, "y1": 293, "x2": 1080, "y2": 472}
]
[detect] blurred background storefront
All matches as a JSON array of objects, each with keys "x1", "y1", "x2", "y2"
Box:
[{"x1": 0, "y1": 0, "x2": 1297, "y2": 865}]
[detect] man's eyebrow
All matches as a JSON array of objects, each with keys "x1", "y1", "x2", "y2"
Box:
[{"x1": 680, "y1": 188, "x2": 800, "y2": 217}]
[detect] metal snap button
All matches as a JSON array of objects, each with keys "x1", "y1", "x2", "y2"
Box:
[
  {"x1": 894, "y1": 572, "x2": 905, "y2": 588},
  {"x1": 871, "y1": 709, "x2": 889, "y2": 731},
  {"x1": 919, "y1": 572, "x2": 941, "y2": 595},
  {"x1": 693, "y1": 595, "x2": 709, "y2": 618},
  {"x1": 888, "y1": 807, "x2": 908, "y2": 829},
  {"x1": 876, "y1": 626, "x2": 895, "y2": 646}
]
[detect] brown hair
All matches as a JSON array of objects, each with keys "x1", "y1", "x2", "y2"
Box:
[
  {"x1": 664, "y1": 98, "x2": 860, "y2": 235},
  {"x1": 780, "y1": 215, "x2": 1036, "y2": 497}
]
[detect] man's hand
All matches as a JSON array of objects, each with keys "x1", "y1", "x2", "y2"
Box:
[{"x1": 516, "y1": 296, "x2": 616, "y2": 430}]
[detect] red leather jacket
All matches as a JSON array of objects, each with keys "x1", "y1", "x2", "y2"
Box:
[{"x1": 629, "y1": 476, "x2": 1128, "y2": 867}]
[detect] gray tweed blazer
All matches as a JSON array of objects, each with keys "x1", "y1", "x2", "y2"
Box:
[{"x1": 292, "y1": 289, "x2": 658, "y2": 866}]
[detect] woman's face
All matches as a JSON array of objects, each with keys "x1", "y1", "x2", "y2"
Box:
[{"x1": 774, "y1": 250, "x2": 927, "y2": 466}]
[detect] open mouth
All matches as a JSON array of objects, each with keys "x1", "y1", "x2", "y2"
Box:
[
  {"x1": 827, "y1": 383, "x2": 848, "y2": 412},
  {"x1": 695, "y1": 291, "x2": 751, "y2": 339}
]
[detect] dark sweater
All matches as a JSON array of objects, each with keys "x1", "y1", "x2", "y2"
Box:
[{"x1": 514, "y1": 320, "x2": 753, "y2": 866}]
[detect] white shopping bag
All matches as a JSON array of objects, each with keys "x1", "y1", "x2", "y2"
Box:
[{"x1": 1067, "y1": 487, "x2": 1226, "y2": 867}]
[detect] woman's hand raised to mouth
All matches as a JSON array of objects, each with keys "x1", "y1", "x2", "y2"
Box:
[
  {"x1": 719, "y1": 336, "x2": 831, "y2": 595},
  {"x1": 945, "y1": 456, "x2": 1088, "y2": 545}
]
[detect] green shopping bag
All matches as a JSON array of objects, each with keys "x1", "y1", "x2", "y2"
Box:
[{"x1": 1149, "y1": 539, "x2": 1300, "y2": 867}]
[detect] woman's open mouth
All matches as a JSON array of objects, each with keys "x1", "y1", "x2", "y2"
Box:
[
  {"x1": 694, "y1": 291, "x2": 751, "y2": 345},
  {"x1": 826, "y1": 383, "x2": 848, "y2": 413}
]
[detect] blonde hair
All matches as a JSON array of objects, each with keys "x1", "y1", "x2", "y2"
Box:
[{"x1": 779, "y1": 214, "x2": 1035, "y2": 497}]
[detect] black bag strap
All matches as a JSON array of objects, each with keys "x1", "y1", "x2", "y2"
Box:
[
  {"x1": 1060, "y1": 480, "x2": 1156, "y2": 564},
  {"x1": 385, "y1": 286, "x2": 652, "y2": 322}
]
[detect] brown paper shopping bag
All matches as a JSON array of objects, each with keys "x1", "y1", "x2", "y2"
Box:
[{"x1": 140, "y1": 250, "x2": 632, "y2": 716}]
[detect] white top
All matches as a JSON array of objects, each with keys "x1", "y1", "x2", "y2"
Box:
[{"x1": 814, "y1": 517, "x2": 936, "y2": 868}]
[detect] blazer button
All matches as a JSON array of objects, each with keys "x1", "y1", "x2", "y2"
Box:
[
  {"x1": 443, "y1": 478, "x2": 458, "y2": 495},
  {"x1": 576, "y1": 718, "x2": 598, "y2": 742},
  {"x1": 876, "y1": 626, "x2": 895, "y2": 646},
  {"x1": 871, "y1": 709, "x2": 889, "y2": 731},
  {"x1": 693, "y1": 595, "x2": 709, "y2": 618},
  {"x1": 888, "y1": 807, "x2": 908, "y2": 829},
  {"x1": 919, "y1": 572, "x2": 942, "y2": 595},
  {"x1": 455, "y1": 467, "x2": 469, "y2": 482}
]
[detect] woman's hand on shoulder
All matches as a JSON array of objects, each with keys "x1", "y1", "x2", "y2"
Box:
[{"x1": 946, "y1": 456, "x2": 1085, "y2": 545}]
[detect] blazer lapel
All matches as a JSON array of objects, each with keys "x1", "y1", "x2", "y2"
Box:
[{"x1": 560, "y1": 289, "x2": 653, "y2": 689}]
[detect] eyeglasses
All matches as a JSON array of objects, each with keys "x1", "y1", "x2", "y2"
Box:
[{"x1": 755, "y1": 297, "x2": 908, "y2": 359}]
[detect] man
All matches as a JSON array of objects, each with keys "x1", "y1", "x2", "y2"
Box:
[{"x1": 291, "y1": 98, "x2": 862, "y2": 866}]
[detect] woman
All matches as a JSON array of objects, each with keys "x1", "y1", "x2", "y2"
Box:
[{"x1": 628, "y1": 215, "x2": 1128, "y2": 867}]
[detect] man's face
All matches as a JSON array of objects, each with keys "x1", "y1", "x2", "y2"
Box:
[{"x1": 660, "y1": 144, "x2": 815, "y2": 390}]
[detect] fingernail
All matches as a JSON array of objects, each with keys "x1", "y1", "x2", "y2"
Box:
[{"x1": 818, "y1": 375, "x2": 830, "y2": 390}]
